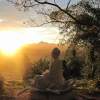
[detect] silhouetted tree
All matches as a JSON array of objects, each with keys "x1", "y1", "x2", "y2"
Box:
[{"x1": 8, "y1": 0, "x2": 100, "y2": 44}]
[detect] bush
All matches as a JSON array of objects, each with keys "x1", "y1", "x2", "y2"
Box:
[
  {"x1": 23, "y1": 57, "x2": 50, "y2": 84},
  {"x1": 0, "y1": 75, "x2": 6, "y2": 96}
]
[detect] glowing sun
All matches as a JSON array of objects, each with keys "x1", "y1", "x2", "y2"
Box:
[
  {"x1": 0, "y1": 32, "x2": 22, "y2": 55},
  {"x1": 0, "y1": 27, "x2": 59, "y2": 55},
  {"x1": 0, "y1": 30, "x2": 38, "y2": 55}
]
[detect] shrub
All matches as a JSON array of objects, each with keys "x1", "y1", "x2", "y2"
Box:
[
  {"x1": 0, "y1": 75, "x2": 6, "y2": 97},
  {"x1": 23, "y1": 57, "x2": 50, "y2": 84}
]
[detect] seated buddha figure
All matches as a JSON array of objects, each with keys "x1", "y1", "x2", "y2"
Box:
[{"x1": 33, "y1": 48, "x2": 65, "y2": 90}]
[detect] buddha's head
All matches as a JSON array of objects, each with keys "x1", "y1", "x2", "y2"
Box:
[{"x1": 51, "y1": 47, "x2": 60, "y2": 59}]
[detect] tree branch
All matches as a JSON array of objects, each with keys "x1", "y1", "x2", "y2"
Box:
[
  {"x1": 34, "y1": 0, "x2": 79, "y2": 23},
  {"x1": 66, "y1": 0, "x2": 72, "y2": 9},
  {"x1": 36, "y1": 20, "x2": 72, "y2": 27},
  {"x1": 23, "y1": 3, "x2": 39, "y2": 8},
  {"x1": 54, "y1": 0, "x2": 57, "y2": 4},
  {"x1": 8, "y1": 0, "x2": 93, "y2": 26},
  {"x1": 37, "y1": 21, "x2": 63, "y2": 27},
  {"x1": 7, "y1": 0, "x2": 21, "y2": 6},
  {"x1": 34, "y1": 0, "x2": 91, "y2": 26},
  {"x1": 8, "y1": 0, "x2": 39, "y2": 8}
]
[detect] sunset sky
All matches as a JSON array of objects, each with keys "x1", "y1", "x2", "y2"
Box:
[
  {"x1": 0, "y1": 0, "x2": 80, "y2": 80},
  {"x1": 0, "y1": 0, "x2": 80, "y2": 54},
  {"x1": 0, "y1": 0, "x2": 59, "y2": 54},
  {"x1": 0, "y1": 0, "x2": 60, "y2": 41}
]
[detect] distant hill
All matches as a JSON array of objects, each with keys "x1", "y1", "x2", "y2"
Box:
[{"x1": 20, "y1": 42, "x2": 65, "y2": 62}]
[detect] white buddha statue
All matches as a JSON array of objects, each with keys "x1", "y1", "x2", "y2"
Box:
[
  {"x1": 48, "y1": 47, "x2": 65, "y2": 89},
  {"x1": 33, "y1": 47, "x2": 65, "y2": 90}
]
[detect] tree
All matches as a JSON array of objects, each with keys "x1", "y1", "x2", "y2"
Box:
[{"x1": 7, "y1": 0, "x2": 100, "y2": 45}]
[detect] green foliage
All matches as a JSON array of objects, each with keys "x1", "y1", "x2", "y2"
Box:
[
  {"x1": 49, "y1": 1, "x2": 100, "y2": 56},
  {"x1": 31, "y1": 57, "x2": 50, "y2": 76},
  {"x1": 23, "y1": 57, "x2": 50, "y2": 83},
  {"x1": 74, "y1": 79, "x2": 98, "y2": 93},
  {"x1": 82, "y1": 45, "x2": 100, "y2": 79},
  {"x1": 64, "y1": 44, "x2": 100, "y2": 80},
  {"x1": 0, "y1": 76, "x2": 7, "y2": 97}
]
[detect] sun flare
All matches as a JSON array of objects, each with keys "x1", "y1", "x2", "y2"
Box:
[
  {"x1": 0, "y1": 32, "x2": 22, "y2": 55},
  {"x1": 0, "y1": 27, "x2": 59, "y2": 55},
  {"x1": 0, "y1": 30, "x2": 38, "y2": 55}
]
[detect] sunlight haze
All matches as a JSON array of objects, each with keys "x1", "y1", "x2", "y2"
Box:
[{"x1": 0, "y1": 27, "x2": 60, "y2": 55}]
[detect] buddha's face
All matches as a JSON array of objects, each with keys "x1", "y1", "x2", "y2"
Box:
[{"x1": 51, "y1": 48, "x2": 60, "y2": 59}]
